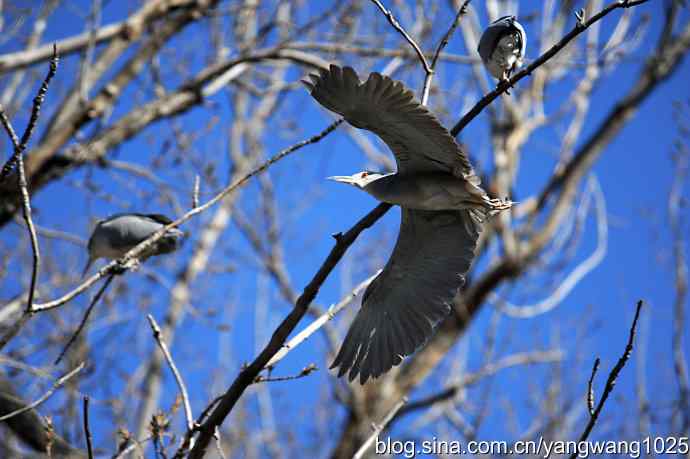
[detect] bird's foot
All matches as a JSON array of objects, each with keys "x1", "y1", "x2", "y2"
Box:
[
  {"x1": 468, "y1": 197, "x2": 513, "y2": 224},
  {"x1": 113, "y1": 258, "x2": 140, "y2": 275},
  {"x1": 112, "y1": 263, "x2": 128, "y2": 276},
  {"x1": 484, "y1": 197, "x2": 513, "y2": 212},
  {"x1": 126, "y1": 258, "x2": 142, "y2": 272},
  {"x1": 499, "y1": 75, "x2": 514, "y2": 95}
]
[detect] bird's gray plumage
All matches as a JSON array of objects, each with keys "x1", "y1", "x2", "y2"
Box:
[
  {"x1": 305, "y1": 65, "x2": 512, "y2": 383},
  {"x1": 331, "y1": 208, "x2": 479, "y2": 382},
  {"x1": 304, "y1": 64, "x2": 479, "y2": 182},
  {"x1": 477, "y1": 15, "x2": 527, "y2": 80},
  {"x1": 82, "y1": 213, "x2": 184, "y2": 276}
]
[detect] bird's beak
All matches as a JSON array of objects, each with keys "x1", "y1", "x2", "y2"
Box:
[{"x1": 327, "y1": 176, "x2": 356, "y2": 185}]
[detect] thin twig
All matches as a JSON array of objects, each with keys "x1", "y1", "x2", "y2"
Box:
[
  {"x1": 568, "y1": 300, "x2": 644, "y2": 458},
  {"x1": 254, "y1": 363, "x2": 317, "y2": 383},
  {"x1": 0, "y1": 47, "x2": 59, "y2": 352},
  {"x1": 28, "y1": 119, "x2": 344, "y2": 314},
  {"x1": 264, "y1": 271, "x2": 379, "y2": 369},
  {"x1": 192, "y1": 174, "x2": 200, "y2": 208},
  {"x1": 396, "y1": 350, "x2": 563, "y2": 418},
  {"x1": 368, "y1": 0, "x2": 431, "y2": 74},
  {"x1": 174, "y1": 394, "x2": 223, "y2": 455},
  {"x1": 111, "y1": 435, "x2": 152, "y2": 459},
  {"x1": 450, "y1": 0, "x2": 650, "y2": 136},
  {"x1": 0, "y1": 362, "x2": 85, "y2": 421},
  {"x1": 421, "y1": 0, "x2": 470, "y2": 105},
  {"x1": 0, "y1": 109, "x2": 20, "y2": 145},
  {"x1": 353, "y1": 396, "x2": 408, "y2": 459},
  {"x1": 54, "y1": 274, "x2": 115, "y2": 365},
  {"x1": 83, "y1": 396, "x2": 94, "y2": 459},
  {"x1": 146, "y1": 314, "x2": 194, "y2": 433},
  {"x1": 16, "y1": 152, "x2": 40, "y2": 313},
  {"x1": 0, "y1": 44, "x2": 59, "y2": 181},
  {"x1": 213, "y1": 427, "x2": 227, "y2": 459},
  {"x1": 587, "y1": 358, "x2": 600, "y2": 416}
]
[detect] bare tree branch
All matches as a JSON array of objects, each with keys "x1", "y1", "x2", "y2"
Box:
[
  {"x1": 83, "y1": 396, "x2": 94, "y2": 459},
  {"x1": 368, "y1": 0, "x2": 431, "y2": 74},
  {"x1": 0, "y1": 47, "x2": 58, "y2": 351},
  {"x1": 183, "y1": 203, "x2": 391, "y2": 458},
  {"x1": 353, "y1": 396, "x2": 408, "y2": 459},
  {"x1": 0, "y1": 376, "x2": 84, "y2": 457},
  {"x1": 421, "y1": 0, "x2": 470, "y2": 105},
  {"x1": 0, "y1": 362, "x2": 84, "y2": 422},
  {"x1": 450, "y1": 0, "x2": 650, "y2": 136},
  {"x1": 146, "y1": 314, "x2": 194, "y2": 434},
  {"x1": 569, "y1": 300, "x2": 643, "y2": 457}
]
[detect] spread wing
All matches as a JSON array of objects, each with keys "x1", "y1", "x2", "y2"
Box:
[
  {"x1": 331, "y1": 208, "x2": 481, "y2": 383},
  {"x1": 304, "y1": 64, "x2": 478, "y2": 182}
]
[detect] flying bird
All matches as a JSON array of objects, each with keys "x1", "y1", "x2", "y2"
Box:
[
  {"x1": 304, "y1": 64, "x2": 512, "y2": 383},
  {"x1": 477, "y1": 15, "x2": 527, "y2": 83},
  {"x1": 82, "y1": 213, "x2": 185, "y2": 276}
]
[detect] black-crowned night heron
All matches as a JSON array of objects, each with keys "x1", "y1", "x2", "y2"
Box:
[
  {"x1": 477, "y1": 15, "x2": 526, "y2": 82},
  {"x1": 82, "y1": 213, "x2": 184, "y2": 276},
  {"x1": 304, "y1": 64, "x2": 512, "y2": 383}
]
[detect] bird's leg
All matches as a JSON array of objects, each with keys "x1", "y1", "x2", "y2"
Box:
[
  {"x1": 112, "y1": 262, "x2": 128, "y2": 276},
  {"x1": 113, "y1": 257, "x2": 140, "y2": 275},
  {"x1": 499, "y1": 70, "x2": 515, "y2": 95}
]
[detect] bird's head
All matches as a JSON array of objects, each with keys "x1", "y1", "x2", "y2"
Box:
[
  {"x1": 157, "y1": 227, "x2": 186, "y2": 254},
  {"x1": 327, "y1": 171, "x2": 384, "y2": 189}
]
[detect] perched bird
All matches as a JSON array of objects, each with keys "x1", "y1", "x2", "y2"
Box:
[
  {"x1": 477, "y1": 15, "x2": 527, "y2": 83},
  {"x1": 82, "y1": 213, "x2": 185, "y2": 276},
  {"x1": 304, "y1": 65, "x2": 512, "y2": 383}
]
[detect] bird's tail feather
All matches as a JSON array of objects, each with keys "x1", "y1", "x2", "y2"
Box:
[
  {"x1": 330, "y1": 304, "x2": 408, "y2": 384},
  {"x1": 330, "y1": 276, "x2": 448, "y2": 384}
]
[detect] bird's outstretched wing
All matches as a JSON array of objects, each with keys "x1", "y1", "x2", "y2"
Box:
[
  {"x1": 304, "y1": 64, "x2": 478, "y2": 182},
  {"x1": 331, "y1": 208, "x2": 480, "y2": 383}
]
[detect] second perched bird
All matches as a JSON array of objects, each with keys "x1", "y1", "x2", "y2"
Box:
[
  {"x1": 82, "y1": 213, "x2": 185, "y2": 276},
  {"x1": 477, "y1": 15, "x2": 527, "y2": 83},
  {"x1": 304, "y1": 65, "x2": 512, "y2": 383}
]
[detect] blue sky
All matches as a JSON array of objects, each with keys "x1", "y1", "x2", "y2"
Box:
[{"x1": 1, "y1": 1, "x2": 689, "y2": 456}]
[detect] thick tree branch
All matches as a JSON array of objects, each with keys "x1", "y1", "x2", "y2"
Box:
[
  {"x1": 183, "y1": 203, "x2": 391, "y2": 458},
  {"x1": 0, "y1": 376, "x2": 85, "y2": 457}
]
